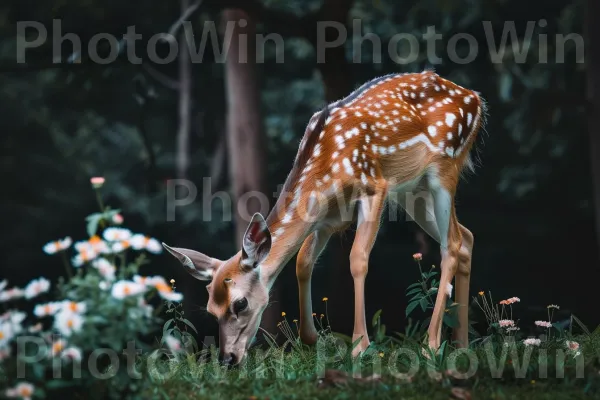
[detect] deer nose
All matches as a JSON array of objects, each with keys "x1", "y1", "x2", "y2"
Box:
[{"x1": 219, "y1": 352, "x2": 237, "y2": 367}]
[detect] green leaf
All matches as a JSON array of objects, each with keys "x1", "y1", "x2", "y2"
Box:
[
  {"x1": 371, "y1": 309, "x2": 382, "y2": 327},
  {"x1": 46, "y1": 380, "x2": 74, "y2": 389},
  {"x1": 409, "y1": 293, "x2": 423, "y2": 302},
  {"x1": 331, "y1": 332, "x2": 353, "y2": 344},
  {"x1": 181, "y1": 318, "x2": 198, "y2": 334},
  {"x1": 406, "y1": 301, "x2": 419, "y2": 317},
  {"x1": 443, "y1": 313, "x2": 458, "y2": 328},
  {"x1": 350, "y1": 336, "x2": 363, "y2": 352},
  {"x1": 406, "y1": 282, "x2": 422, "y2": 290},
  {"x1": 406, "y1": 287, "x2": 423, "y2": 296},
  {"x1": 571, "y1": 314, "x2": 591, "y2": 336},
  {"x1": 86, "y1": 215, "x2": 101, "y2": 237},
  {"x1": 419, "y1": 297, "x2": 429, "y2": 312}
]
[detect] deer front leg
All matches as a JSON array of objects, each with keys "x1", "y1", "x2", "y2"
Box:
[
  {"x1": 296, "y1": 230, "x2": 332, "y2": 345},
  {"x1": 349, "y1": 182, "x2": 388, "y2": 358}
]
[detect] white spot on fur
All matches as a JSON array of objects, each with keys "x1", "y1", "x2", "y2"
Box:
[
  {"x1": 361, "y1": 173, "x2": 368, "y2": 185},
  {"x1": 467, "y1": 113, "x2": 473, "y2": 127},
  {"x1": 445, "y1": 113, "x2": 456, "y2": 128},
  {"x1": 313, "y1": 144, "x2": 321, "y2": 157},
  {"x1": 428, "y1": 126, "x2": 437, "y2": 136},
  {"x1": 342, "y1": 158, "x2": 353, "y2": 175},
  {"x1": 282, "y1": 212, "x2": 292, "y2": 224}
]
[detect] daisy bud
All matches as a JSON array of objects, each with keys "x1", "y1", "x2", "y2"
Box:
[
  {"x1": 112, "y1": 213, "x2": 124, "y2": 225},
  {"x1": 90, "y1": 177, "x2": 105, "y2": 189}
]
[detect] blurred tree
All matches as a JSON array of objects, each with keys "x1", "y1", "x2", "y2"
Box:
[
  {"x1": 222, "y1": 8, "x2": 279, "y2": 327},
  {"x1": 587, "y1": 0, "x2": 600, "y2": 258},
  {"x1": 177, "y1": 0, "x2": 193, "y2": 179}
]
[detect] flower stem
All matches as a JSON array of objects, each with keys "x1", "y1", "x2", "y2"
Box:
[
  {"x1": 94, "y1": 189, "x2": 106, "y2": 229},
  {"x1": 60, "y1": 251, "x2": 72, "y2": 280}
]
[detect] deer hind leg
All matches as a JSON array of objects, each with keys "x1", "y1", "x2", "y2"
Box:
[
  {"x1": 349, "y1": 181, "x2": 389, "y2": 357},
  {"x1": 427, "y1": 186, "x2": 462, "y2": 352},
  {"x1": 296, "y1": 230, "x2": 332, "y2": 345},
  {"x1": 452, "y1": 224, "x2": 473, "y2": 348},
  {"x1": 400, "y1": 191, "x2": 473, "y2": 348}
]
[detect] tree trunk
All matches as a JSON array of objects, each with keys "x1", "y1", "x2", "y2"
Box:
[
  {"x1": 177, "y1": 0, "x2": 192, "y2": 179},
  {"x1": 587, "y1": 0, "x2": 600, "y2": 260},
  {"x1": 315, "y1": 0, "x2": 355, "y2": 335},
  {"x1": 222, "y1": 9, "x2": 279, "y2": 328}
]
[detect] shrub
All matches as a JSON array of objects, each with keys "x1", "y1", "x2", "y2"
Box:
[{"x1": 0, "y1": 177, "x2": 182, "y2": 399}]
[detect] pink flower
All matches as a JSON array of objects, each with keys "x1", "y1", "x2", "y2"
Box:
[
  {"x1": 507, "y1": 297, "x2": 521, "y2": 304},
  {"x1": 566, "y1": 340, "x2": 580, "y2": 351},
  {"x1": 535, "y1": 320, "x2": 552, "y2": 328},
  {"x1": 90, "y1": 177, "x2": 105, "y2": 188},
  {"x1": 499, "y1": 319, "x2": 515, "y2": 328},
  {"x1": 412, "y1": 253, "x2": 422, "y2": 261},
  {"x1": 523, "y1": 338, "x2": 541, "y2": 347}
]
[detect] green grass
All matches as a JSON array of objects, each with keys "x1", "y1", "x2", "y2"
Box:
[{"x1": 140, "y1": 329, "x2": 600, "y2": 400}]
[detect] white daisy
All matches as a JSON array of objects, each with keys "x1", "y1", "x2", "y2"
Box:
[
  {"x1": 0, "y1": 287, "x2": 24, "y2": 302},
  {"x1": 130, "y1": 234, "x2": 162, "y2": 254},
  {"x1": 110, "y1": 240, "x2": 131, "y2": 253},
  {"x1": 42, "y1": 237, "x2": 72, "y2": 255},
  {"x1": 111, "y1": 280, "x2": 147, "y2": 300},
  {"x1": 34, "y1": 302, "x2": 62, "y2": 317},
  {"x1": 8, "y1": 311, "x2": 26, "y2": 335},
  {"x1": 0, "y1": 321, "x2": 14, "y2": 347},
  {"x1": 103, "y1": 227, "x2": 132, "y2": 242},
  {"x1": 61, "y1": 346, "x2": 83, "y2": 362},
  {"x1": 92, "y1": 258, "x2": 116, "y2": 281},
  {"x1": 60, "y1": 300, "x2": 87, "y2": 314},
  {"x1": 71, "y1": 246, "x2": 98, "y2": 267},
  {"x1": 54, "y1": 310, "x2": 84, "y2": 337},
  {"x1": 86, "y1": 235, "x2": 111, "y2": 254},
  {"x1": 165, "y1": 335, "x2": 183, "y2": 353},
  {"x1": 24, "y1": 277, "x2": 51, "y2": 300},
  {"x1": 152, "y1": 278, "x2": 183, "y2": 302},
  {"x1": 50, "y1": 339, "x2": 67, "y2": 357},
  {"x1": 5, "y1": 382, "x2": 35, "y2": 400}
]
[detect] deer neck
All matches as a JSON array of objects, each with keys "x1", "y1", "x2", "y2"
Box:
[{"x1": 259, "y1": 182, "x2": 319, "y2": 288}]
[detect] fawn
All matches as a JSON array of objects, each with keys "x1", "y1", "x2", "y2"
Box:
[{"x1": 163, "y1": 70, "x2": 486, "y2": 365}]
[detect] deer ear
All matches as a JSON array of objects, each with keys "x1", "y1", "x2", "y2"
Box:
[
  {"x1": 162, "y1": 243, "x2": 222, "y2": 281},
  {"x1": 241, "y1": 213, "x2": 272, "y2": 270}
]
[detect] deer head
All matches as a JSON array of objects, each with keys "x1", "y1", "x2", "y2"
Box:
[{"x1": 162, "y1": 213, "x2": 272, "y2": 366}]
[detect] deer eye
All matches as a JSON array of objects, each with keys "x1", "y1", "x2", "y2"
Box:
[{"x1": 233, "y1": 298, "x2": 248, "y2": 314}]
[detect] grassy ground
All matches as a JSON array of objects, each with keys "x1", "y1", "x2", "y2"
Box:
[{"x1": 141, "y1": 329, "x2": 600, "y2": 400}]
